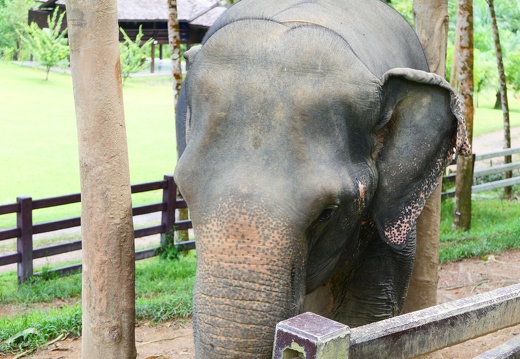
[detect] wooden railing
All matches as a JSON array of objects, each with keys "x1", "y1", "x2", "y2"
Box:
[
  {"x1": 0, "y1": 175, "x2": 193, "y2": 283},
  {"x1": 442, "y1": 147, "x2": 520, "y2": 198},
  {"x1": 273, "y1": 284, "x2": 520, "y2": 358}
]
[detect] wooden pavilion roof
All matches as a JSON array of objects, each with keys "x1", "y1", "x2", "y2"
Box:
[{"x1": 29, "y1": 0, "x2": 227, "y2": 44}]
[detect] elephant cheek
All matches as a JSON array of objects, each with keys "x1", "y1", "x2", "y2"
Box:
[{"x1": 191, "y1": 202, "x2": 307, "y2": 358}]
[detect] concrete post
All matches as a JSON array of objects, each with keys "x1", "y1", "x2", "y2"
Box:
[{"x1": 272, "y1": 312, "x2": 350, "y2": 359}]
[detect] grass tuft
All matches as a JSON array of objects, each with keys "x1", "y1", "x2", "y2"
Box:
[
  {"x1": 440, "y1": 195, "x2": 520, "y2": 263},
  {"x1": 0, "y1": 253, "x2": 196, "y2": 352},
  {"x1": 0, "y1": 305, "x2": 81, "y2": 353}
]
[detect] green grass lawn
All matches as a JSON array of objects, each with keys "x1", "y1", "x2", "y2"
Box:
[
  {"x1": 0, "y1": 62, "x2": 177, "y2": 227},
  {"x1": 473, "y1": 90, "x2": 520, "y2": 136},
  {"x1": 0, "y1": 253, "x2": 196, "y2": 353},
  {"x1": 440, "y1": 194, "x2": 520, "y2": 262}
]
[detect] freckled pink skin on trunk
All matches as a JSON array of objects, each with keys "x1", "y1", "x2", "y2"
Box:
[{"x1": 191, "y1": 198, "x2": 307, "y2": 358}]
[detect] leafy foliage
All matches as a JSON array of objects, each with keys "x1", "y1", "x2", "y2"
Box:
[
  {"x1": 390, "y1": 1, "x2": 413, "y2": 25},
  {"x1": 390, "y1": 0, "x2": 520, "y2": 96},
  {"x1": 0, "y1": 0, "x2": 35, "y2": 60},
  {"x1": 157, "y1": 230, "x2": 182, "y2": 261},
  {"x1": 18, "y1": 8, "x2": 68, "y2": 80},
  {"x1": 119, "y1": 26, "x2": 153, "y2": 84}
]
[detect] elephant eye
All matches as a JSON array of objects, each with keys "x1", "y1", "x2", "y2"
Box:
[{"x1": 317, "y1": 208, "x2": 335, "y2": 223}]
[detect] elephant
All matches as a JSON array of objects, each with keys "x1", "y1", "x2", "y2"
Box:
[{"x1": 174, "y1": 0, "x2": 470, "y2": 357}]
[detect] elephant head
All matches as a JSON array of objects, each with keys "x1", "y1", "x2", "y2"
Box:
[{"x1": 174, "y1": 1, "x2": 469, "y2": 358}]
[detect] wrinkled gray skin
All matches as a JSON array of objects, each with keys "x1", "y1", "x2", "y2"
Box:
[{"x1": 174, "y1": 0, "x2": 469, "y2": 357}]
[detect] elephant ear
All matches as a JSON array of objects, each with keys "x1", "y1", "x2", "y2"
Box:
[
  {"x1": 372, "y1": 68, "x2": 470, "y2": 249},
  {"x1": 184, "y1": 44, "x2": 201, "y2": 64},
  {"x1": 176, "y1": 45, "x2": 202, "y2": 158}
]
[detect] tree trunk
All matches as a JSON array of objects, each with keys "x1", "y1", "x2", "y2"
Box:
[
  {"x1": 65, "y1": 1, "x2": 136, "y2": 358},
  {"x1": 494, "y1": 91, "x2": 502, "y2": 109},
  {"x1": 167, "y1": 0, "x2": 182, "y2": 101},
  {"x1": 488, "y1": 0, "x2": 512, "y2": 199},
  {"x1": 453, "y1": 0, "x2": 474, "y2": 231},
  {"x1": 450, "y1": 10, "x2": 461, "y2": 89},
  {"x1": 167, "y1": 0, "x2": 189, "y2": 241},
  {"x1": 403, "y1": 0, "x2": 448, "y2": 313}
]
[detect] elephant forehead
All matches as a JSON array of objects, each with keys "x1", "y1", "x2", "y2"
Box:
[
  {"x1": 191, "y1": 19, "x2": 377, "y2": 90},
  {"x1": 187, "y1": 22, "x2": 381, "y2": 149}
]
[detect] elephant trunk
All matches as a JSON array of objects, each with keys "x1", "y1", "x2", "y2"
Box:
[{"x1": 191, "y1": 200, "x2": 307, "y2": 358}]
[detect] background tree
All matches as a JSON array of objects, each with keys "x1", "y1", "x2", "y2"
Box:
[
  {"x1": 0, "y1": 0, "x2": 35, "y2": 60},
  {"x1": 473, "y1": 48, "x2": 498, "y2": 106},
  {"x1": 453, "y1": 0, "x2": 474, "y2": 231},
  {"x1": 65, "y1": 0, "x2": 137, "y2": 356},
  {"x1": 487, "y1": 0, "x2": 512, "y2": 198},
  {"x1": 18, "y1": 8, "x2": 68, "y2": 80},
  {"x1": 119, "y1": 26, "x2": 153, "y2": 84},
  {"x1": 402, "y1": 0, "x2": 449, "y2": 312},
  {"x1": 505, "y1": 47, "x2": 520, "y2": 94},
  {"x1": 167, "y1": 0, "x2": 189, "y2": 241},
  {"x1": 447, "y1": 0, "x2": 519, "y2": 103}
]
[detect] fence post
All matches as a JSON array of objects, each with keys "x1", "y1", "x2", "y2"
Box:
[
  {"x1": 161, "y1": 175, "x2": 177, "y2": 245},
  {"x1": 273, "y1": 312, "x2": 350, "y2": 359},
  {"x1": 17, "y1": 196, "x2": 33, "y2": 284}
]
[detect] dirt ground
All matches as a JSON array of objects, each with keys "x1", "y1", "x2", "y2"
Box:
[{"x1": 1, "y1": 249, "x2": 519, "y2": 359}]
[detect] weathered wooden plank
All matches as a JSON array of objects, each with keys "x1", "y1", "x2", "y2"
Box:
[
  {"x1": 0, "y1": 252, "x2": 21, "y2": 266},
  {"x1": 32, "y1": 217, "x2": 81, "y2": 234},
  {"x1": 135, "y1": 248, "x2": 158, "y2": 261},
  {"x1": 476, "y1": 147, "x2": 520, "y2": 161},
  {"x1": 33, "y1": 241, "x2": 82, "y2": 259},
  {"x1": 474, "y1": 162, "x2": 520, "y2": 178},
  {"x1": 176, "y1": 199, "x2": 188, "y2": 209},
  {"x1": 32, "y1": 193, "x2": 81, "y2": 209},
  {"x1": 441, "y1": 190, "x2": 455, "y2": 198},
  {"x1": 443, "y1": 176, "x2": 520, "y2": 198},
  {"x1": 473, "y1": 334, "x2": 520, "y2": 359},
  {"x1": 0, "y1": 202, "x2": 19, "y2": 215},
  {"x1": 273, "y1": 285, "x2": 520, "y2": 358},
  {"x1": 176, "y1": 240, "x2": 196, "y2": 251},
  {"x1": 35, "y1": 264, "x2": 83, "y2": 278},
  {"x1": 472, "y1": 177, "x2": 520, "y2": 193},
  {"x1": 134, "y1": 225, "x2": 163, "y2": 238},
  {"x1": 135, "y1": 242, "x2": 195, "y2": 261},
  {"x1": 443, "y1": 173, "x2": 456, "y2": 183},
  {"x1": 0, "y1": 228, "x2": 20, "y2": 241},
  {"x1": 349, "y1": 284, "x2": 520, "y2": 358},
  {"x1": 131, "y1": 180, "x2": 166, "y2": 194},
  {"x1": 175, "y1": 220, "x2": 192, "y2": 231},
  {"x1": 132, "y1": 203, "x2": 165, "y2": 216}
]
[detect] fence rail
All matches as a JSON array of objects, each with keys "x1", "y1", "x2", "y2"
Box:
[
  {"x1": 442, "y1": 147, "x2": 520, "y2": 198},
  {"x1": 0, "y1": 174, "x2": 193, "y2": 283},
  {"x1": 273, "y1": 284, "x2": 520, "y2": 358}
]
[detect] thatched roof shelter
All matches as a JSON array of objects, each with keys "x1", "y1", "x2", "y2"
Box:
[{"x1": 29, "y1": 0, "x2": 227, "y2": 44}]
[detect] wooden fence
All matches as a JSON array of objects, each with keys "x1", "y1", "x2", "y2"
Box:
[
  {"x1": 273, "y1": 283, "x2": 520, "y2": 358},
  {"x1": 442, "y1": 147, "x2": 520, "y2": 198},
  {"x1": 0, "y1": 174, "x2": 194, "y2": 284},
  {"x1": 1, "y1": 147, "x2": 519, "y2": 284}
]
